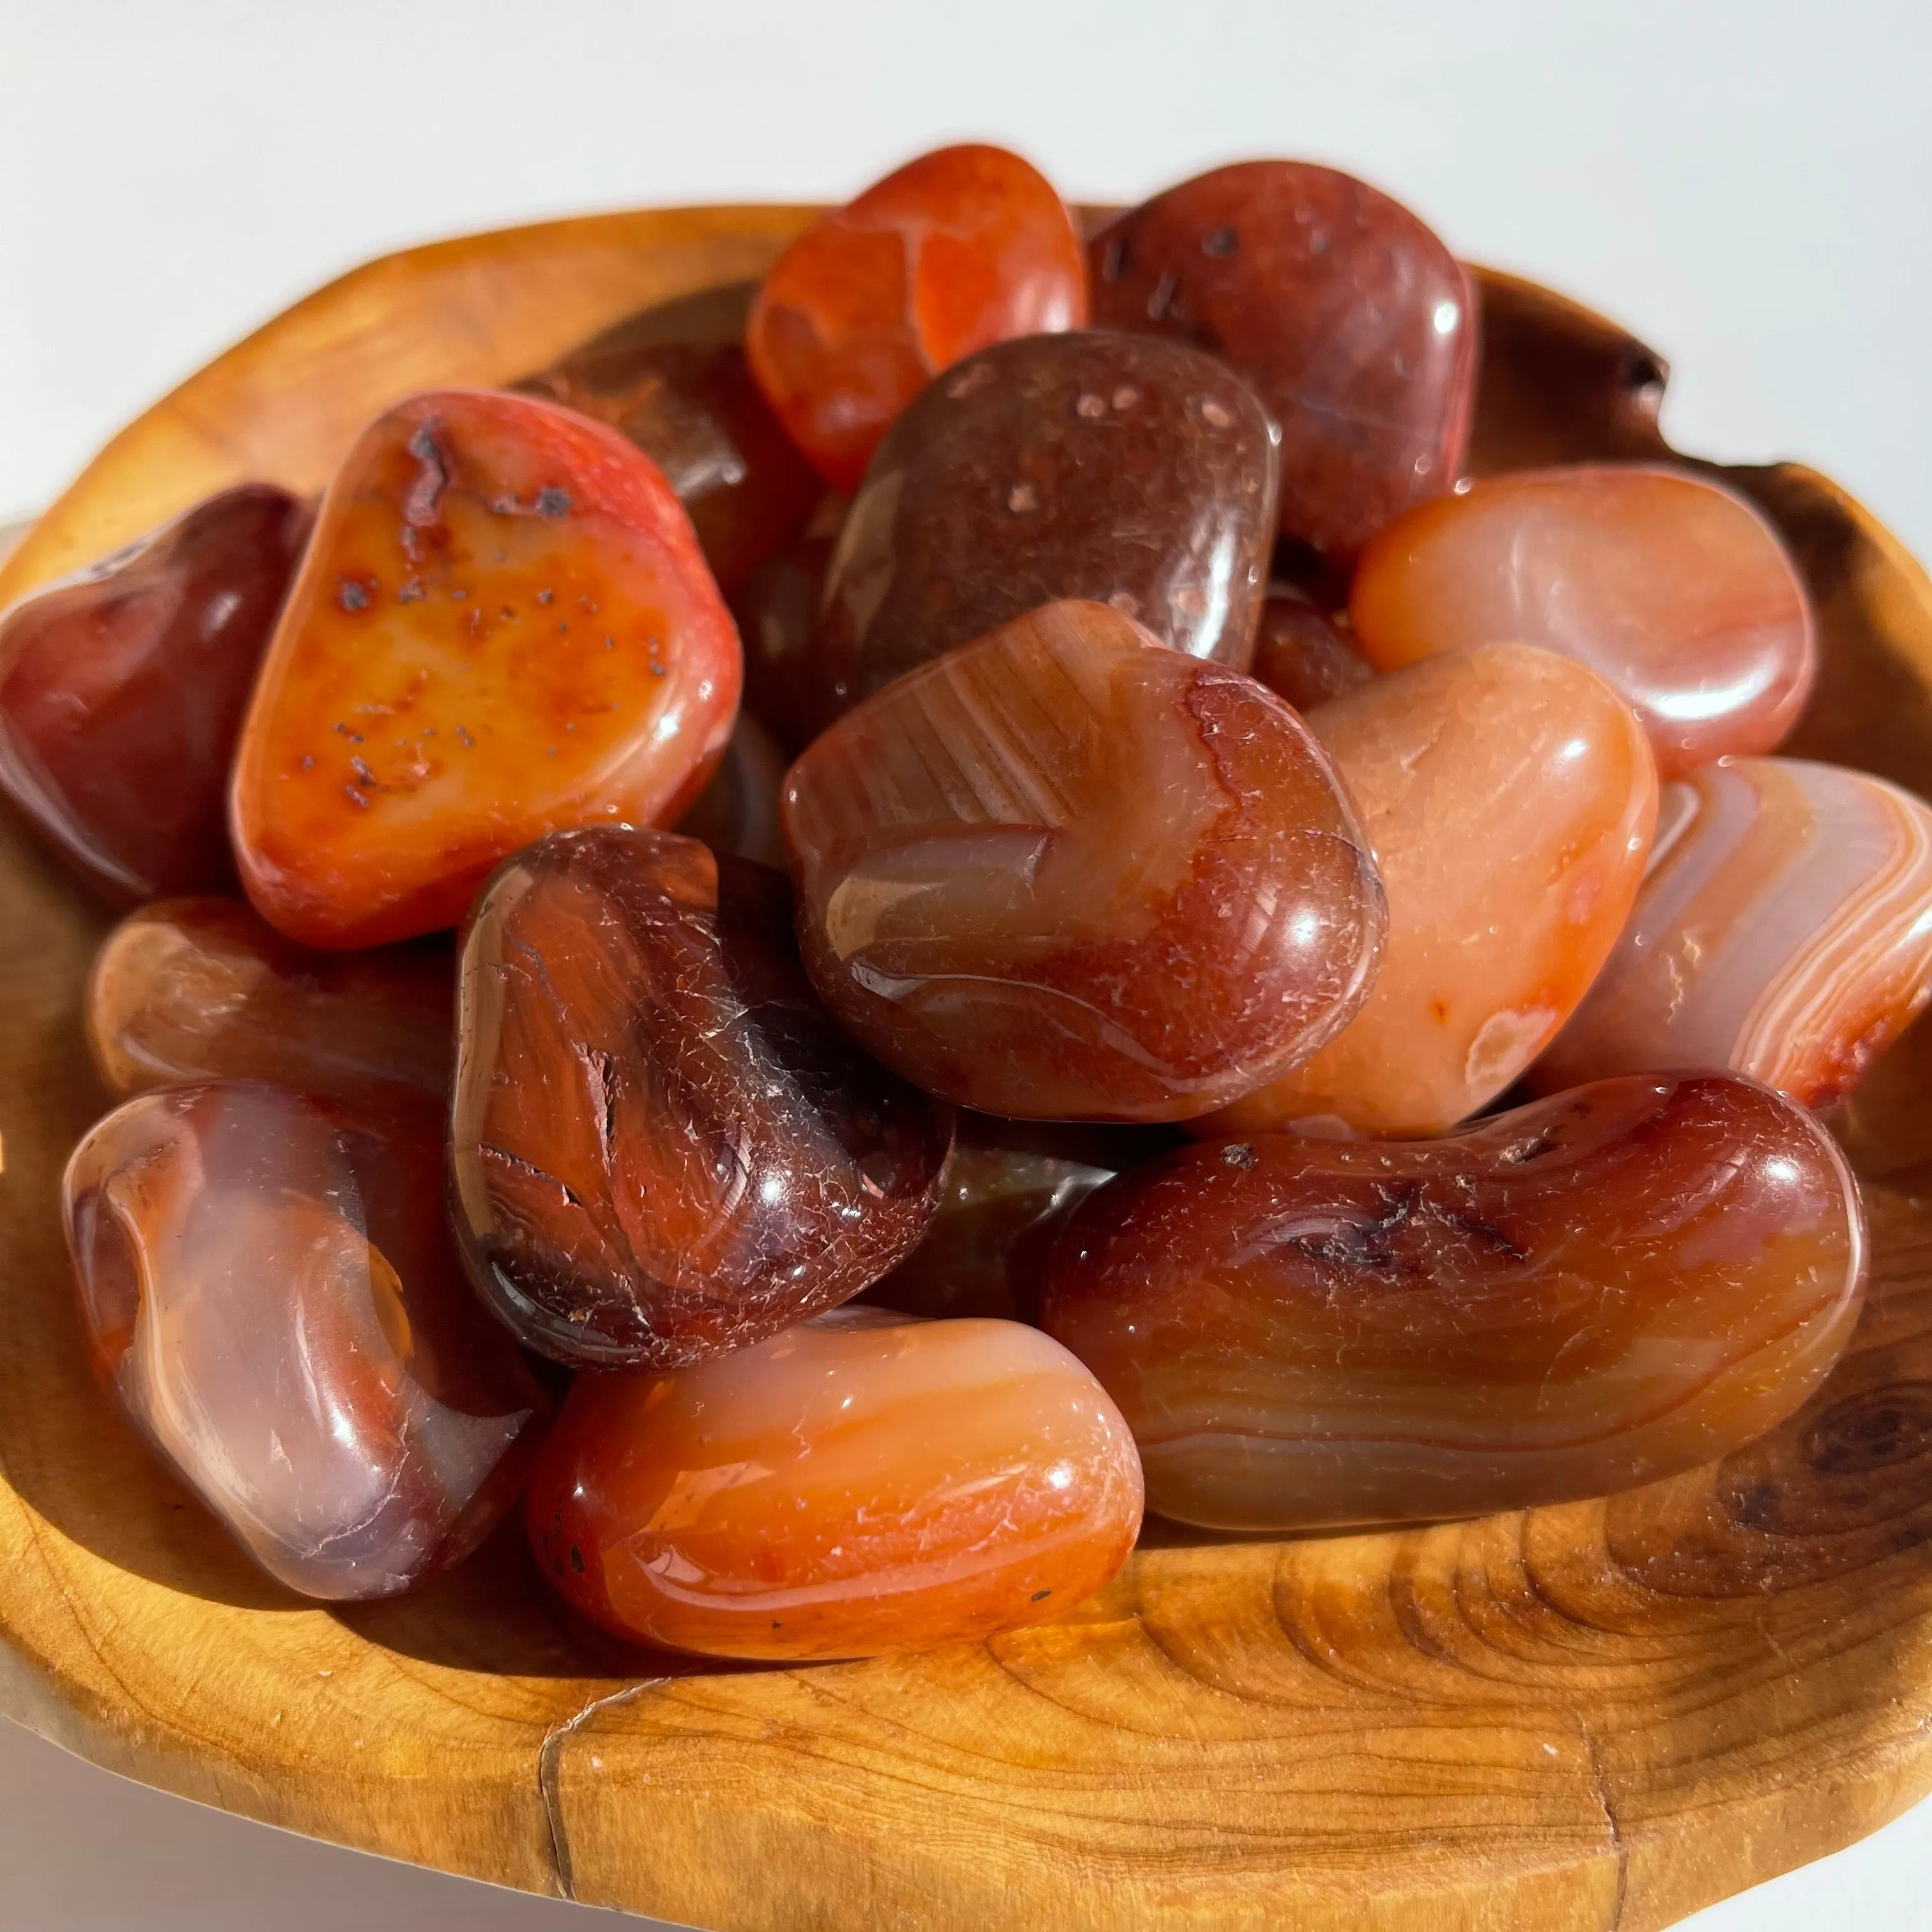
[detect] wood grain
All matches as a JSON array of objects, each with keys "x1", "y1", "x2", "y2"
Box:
[{"x1": 5, "y1": 206, "x2": 1932, "y2": 1932}]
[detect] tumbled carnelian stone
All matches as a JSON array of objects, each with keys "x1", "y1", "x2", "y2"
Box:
[
  {"x1": 1349, "y1": 465, "x2": 1816, "y2": 778},
  {"x1": 1250, "y1": 587, "x2": 1375, "y2": 712},
  {"x1": 747, "y1": 144, "x2": 1088, "y2": 492},
  {"x1": 674, "y1": 712, "x2": 788, "y2": 869},
  {"x1": 230, "y1": 390, "x2": 740, "y2": 949},
  {"x1": 0, "y1": 486, "x2": 310, "y2": 903},
  {"x1": 809, "y1": 330, "x2": 1280, "y2": 732},
  {"x1": 449, "y1": 827, "x2": 953, "y2": 1370},
  {"x1": 781, "y1": 599, "x2": 1386, "y2": 1122},
  {"x1": 1205, "y1": 644, "x2": 1657, "y2": 1138},
  {"x1": 63, "y1": 1082, "x2": 548, "y2": 1598},
  {"x1": 85, "y1": 896, "x2": 453, "y2": 1116},
  {"x1": 1089, "y1": 162, "x2": 1476, "y2": 563},
  {"x1": 516, "y1": 334, "x2": 819, "y2": 592},
  {"x1": 1045, "y1": 1073, "x2": 1866, "y2": 1531},
  {"x1": 526, "y1": 1307, "x2": 1143, "y2": 1660},
  {"x1": 729, "y1": 529, "x2": 838, "y2": 755}
]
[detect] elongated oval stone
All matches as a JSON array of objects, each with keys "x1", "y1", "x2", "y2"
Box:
[
  {"x1": 449, "y1": 827, "x2": 953, "y2": 1370},
  {"x1": 1043, "y1": 1074, "x2": 1866, "y2": 1531},
  {"x1": 1349, "y1": 464, "x2": 1816, "y2": 778},
  {"x1": 1206, "y1": 644, "x2": 1657, "y2": 1137},
  {"x1": 230, "y1": 389, "x2": 740, "y2": 949},
  {"x1": 0, "y1": 485, "x2": 309, "y2": 903},
  {"x1": 526, "y1": 1307, "x2": 1142, "y2": 1660},
  {"x1": 1532, "y1": 756, "x2": 1932, "y2": 1109},
  {"x1": 809, "y1": 330, "x2": 1278, "y2": 731},
  {"x1": 1089, "y1": 160, "x2": 1475, "y2": 562},
  {"x1": 63, "y1": 1082, "x2": 548, "y2": 1599},
  {"x1": 780, "y1": 599, "x2": 1386, "y2": 1121}
]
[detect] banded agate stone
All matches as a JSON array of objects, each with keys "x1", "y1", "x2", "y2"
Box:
[
  {"x1": 1089, "y1": 161, "x2": 1475, "y2": 562},
  {"x1": 86, "y1": 896, "x2": 452, "y2": 1116},
  {"x1": 1043, "y1": 1074, "x2": 1865, "y2": 1531},
  {"x1": 527, "y1": 1307, "x2": 1142, "y2": 1660},
  {"x1": 1533, "y1": 757, "x2": 1932, "y2": 1109},
  {"x1": 449, "y1": 828, "x2": 951, "y2": 1370},
  {"x1": 675, "y1": 712, "x2": 788, "y2": 869},
  {"x1": 1250, "y1": 588, "x2": 1374, "y2": 713},
  {"x1": 515, "y1": 334, "x2": 818, "y2": 592},
  {"x1": 1349, "y1": 465, "x2": 1816, "y2": 778},
  {"x1": 63, "y1": 1082, "x2": 548, "y2": 1598},
  {"x1": 1206, "y1": 645, "x2": 1656, "y2": 1137},
  {"x1": 0, "y1": 486, "x2": 309, "y2": 903},
  {"x1": 230, "y1": 390, "x2": 740, "y2": 949},
  {"x1": 810, "y1": 332, "x2": 1278, "y2": 730},
  {"x1": 781, "y1": 599, "x2": 1386, "y2": 1121},
  {"x1": 747, "y1": 144, "x2": 1087, "y2": 491}
]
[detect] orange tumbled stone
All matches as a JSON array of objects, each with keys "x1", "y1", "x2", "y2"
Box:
[
  {"x1": 1206, "y1": 644, "x2": 1656, "y2": 1137},
  {"x1": 746, "y1": 144, "x2": 1087, "y2": 492},
  {"x1": 1349, "y1": 464, "x2": 1816, "y2": 778},
  {"x1": 526, "y1": 1307, "x2": 1143, "y2": 1660},
  {"x1": 780, "y1": 599, "x2": 1386, "y2": 1121},
  {"x1": 230, "y1": 390, "x2": 740, "y2": 949}
]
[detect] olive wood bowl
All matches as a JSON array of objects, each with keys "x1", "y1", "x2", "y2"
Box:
[{"x1": 4, "y1": 204, "x2": 1932, "y2": 1932}]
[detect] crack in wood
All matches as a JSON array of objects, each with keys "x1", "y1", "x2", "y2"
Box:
[
  {"x1": 1577, "y1": 1717, "x2": 1629, "y2": 1932},
  {"x1": 536, "y1": 1677, "x2": 663, "y2": 1901}
]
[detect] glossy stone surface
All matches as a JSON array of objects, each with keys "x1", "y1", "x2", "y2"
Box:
[
  {"x1": 861, "y1": 1116, "x2": 1167, "y2": 1323},
  {"x1": 730, "y1": 529, "x2": 837, "y2": 755},
  {"x1": 781, "y1": 599, "x2": 1386, "y2": 1121},
  {"x1": 1349, "y1": 465, "x2": 1816, "y2": 778},
  {"x1": 516, "y1": 335, "x2": 818, "y2": 592},
  {"x1": 675, "y1": 712, "x2": 788, "y2": 868},
  {"x1": 1250, "y1": 587, "x2": 1374, "y2": 712},
  {"x1": 1207, "y1": 645, "x2": 1656, "y2": 1137},
  {"x1": 0, "y1": 486, "x2": 310, "y2": 903},
  {"x1": 449, "y1": 827, "x2": 953, "y2": 1370},
  {"x1": 1533, "y1": 757, "x2": 1932, "y2": 1110},
  {"x1": 1043, "y1": 1073, "x2": 1865, "y2": 1531},
  {"x1": 1089, "y1": 161, "x2": 1476, "y2": 562},
  {"x1": 231, "y1": 390, "x2": 740, "y2": 949},
  {"x1": 810, "y1": 331, "x2": 1278, "y2": 729},
  {"x1": 526, "y1": 1307, "x2": 1142, "y2": 1660},
  {"x1": 63, "y1": 1082, "x2": 548, "y2": 1598},
  {"x1": 747, "y1": 144, "x2": 1087, "y2": 492},
  {"x1": 86, "y1": 896, "x2": 453, "y2": 1116}
]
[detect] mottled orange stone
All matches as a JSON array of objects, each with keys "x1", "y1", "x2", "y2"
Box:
[
  {"x1": 86, "y1": 895, "x2": 452, "y2": 1116},
  {"x1": 1206, "y1": 644, "x2": 1657, "y2": 1137},
  {"x1": 527, "y1": 1308, "x2": 1143, "y2": 1660},
  {"x1": 746, "y1": 144, "x2": 1088, "y2": 491},
  {"x1": 64, "y1": 1082, "x2": 548, "y2": 1598},
  {"x1": 1045, "y1": 1074, "x2": 1866, "y2": 1531},
  {"x1": 229, "y1": 390, "x2": 740, "y2": 949},
  {"x1": 781, "y1": 599, "x2": 1386, "y2": 1121},
  {"x1": 1349, "y1": 465, "x2": 1816, "y2": 777}
]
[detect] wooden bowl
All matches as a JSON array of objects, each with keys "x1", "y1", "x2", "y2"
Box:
[{"x1": 4, "y1": 206, "x2": 1932, "y2": 1932}]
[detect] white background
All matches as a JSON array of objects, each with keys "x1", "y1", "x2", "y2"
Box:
[{"x1": 3, "y1": 1, "x2": 1930, "y2": 1926}]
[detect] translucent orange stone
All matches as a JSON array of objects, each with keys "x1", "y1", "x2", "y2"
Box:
[
  {"x1": 526, "y1": 1308, "x2": 1143, "y2": 1660},
  {"x1": 1044, "y1": 1074, "x2": 1866, "y2": 1531},
  {"x1": 1532, "y1": 756, "x2": 1932, "y2": 1110},
  {"x1": 230, "y1": 390, "x2": 740, "y2": 949},
  {"x1": 1206, "y1": 644, "x2": 1657, "y2": 1137},
  {"x1": 780, "y1": 599, "x2": 1386, "y2": 1121},
  {"x1": 746, "y1": 144, "x2": 1088, "y2": 492},
  {"x1": 1349, "y1": 465, "x2": 1816, "y2": 778},
  {"x1": 86, "y1": 895, "x2": 453, "y2": 1115},
  {"x1": 64, "y1": 1082, "x2": 548, "y2": 1598}
]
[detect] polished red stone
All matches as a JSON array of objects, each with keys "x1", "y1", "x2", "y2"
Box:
[
  {"x1": 63, "y1": 1082, "x2": 548, "y2": 1598},
  {"x1": 1043, "y1": 1074, "x2": 1865, "y2": 1530},
  {"x1": 1250, "y1": 587, "x2": 1375, "y2": 712},
  {"x1": 230, "y1": 390, "x2": 741, "y2": 949},
  {"x1": 674, "y1": 712, "x2": 788, "y2": 869},
  {"x1": 448, "y1": 827, "x2": 953, "y2": 1370},
  {"x1": 809, "y1": 330, "x2": 1279, "y2": 730},
  {"x1": 527, "y1": 1307, "x2": 1143, "y2": 1660},
  {"x1": 516, "y1": 334, "x2": 819, "y2": 592},
  {"x1": 781, "y1": 598, "x2": 1386, "y2": 1121},
  {"x1": 86, "y1": 894, "x2": 453, "y2": 1116},
  {"x1": 1089, "y1": 162, "x2": 1476, "y2": 562},
  {"x1": 747, "y1": 144, "x2": 1088, "y2": 491},
  {"x1": 730, "y1": 529, "x2": 838, "y2": 755},
  {"x1": 0, "y1": 486, "x2": 310, "y2": 903}
]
